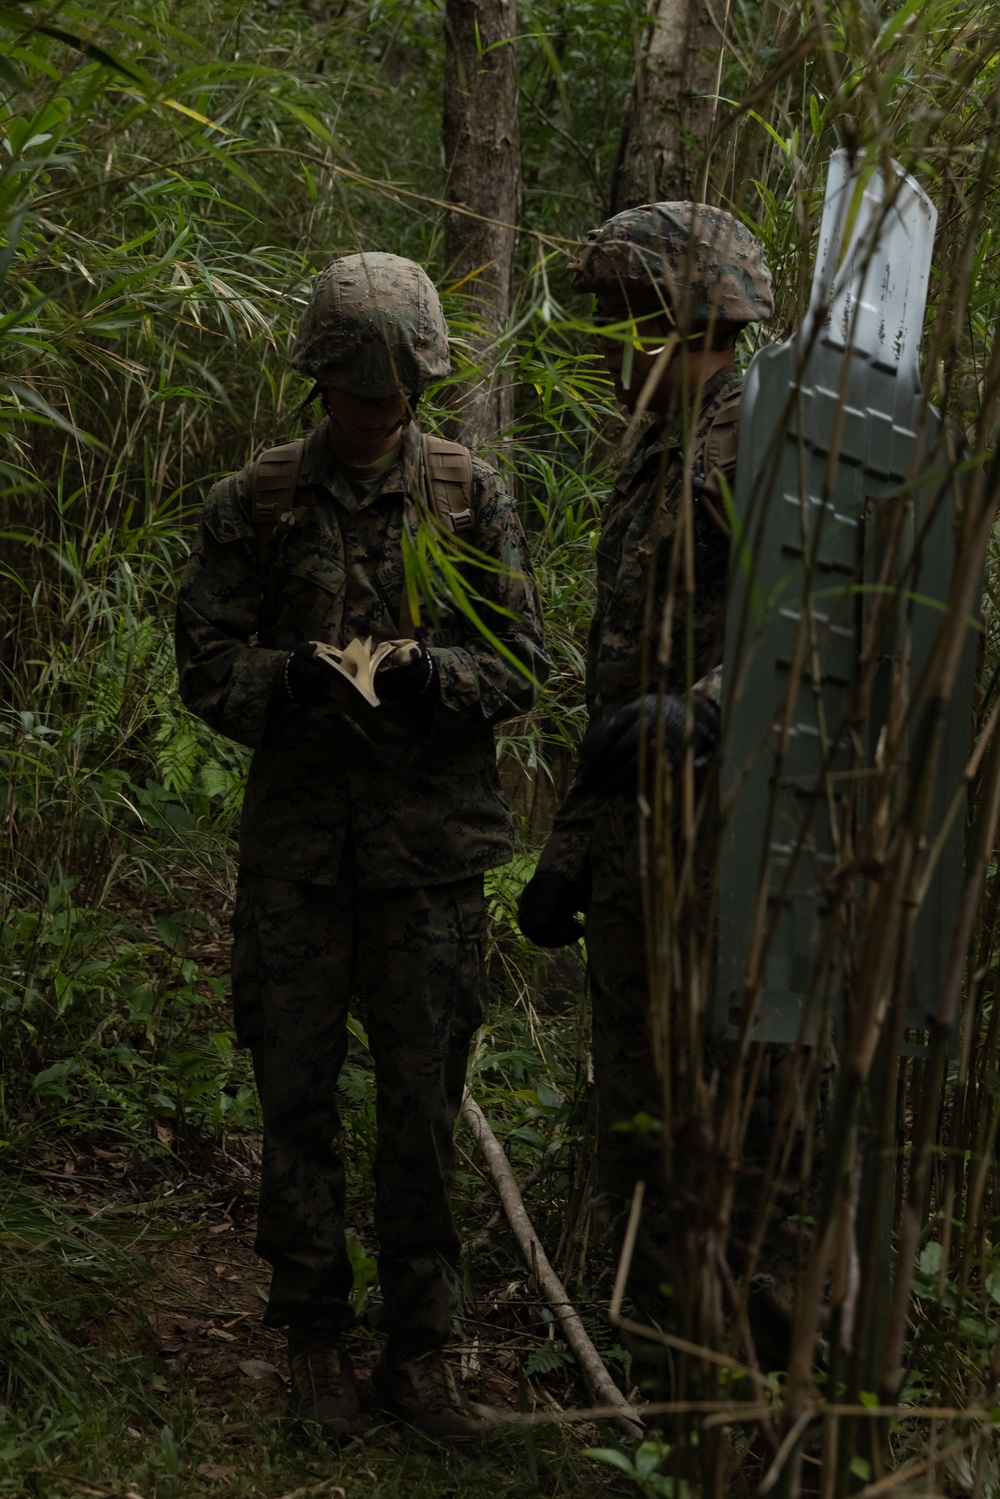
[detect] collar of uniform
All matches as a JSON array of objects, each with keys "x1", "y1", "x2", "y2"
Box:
[{"x1": 298, "y1": 418, "x2": 423, "y2": 509}]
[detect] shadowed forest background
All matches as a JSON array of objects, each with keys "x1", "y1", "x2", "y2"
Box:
[{"x1": 5, "y1": 1, "x2": 1000, "y2": 1495}]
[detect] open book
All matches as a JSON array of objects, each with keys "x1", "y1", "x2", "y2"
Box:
[{"x1": 310, "y1": 636, "x2": 420, "y2": 739}]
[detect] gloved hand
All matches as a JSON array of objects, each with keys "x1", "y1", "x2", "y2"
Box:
[
  {"x1": 517, "y1": 870, "x2": 587, "y2": 947},
  {"x1": 376, "y1": 643, "x2": 438, "y2": 709},
  {"x1": 577, "y1": 693, "x2": 721, "y2": 799},
  {"x1": 283, "y1": 642, "x2": 331, "y2": 706}
]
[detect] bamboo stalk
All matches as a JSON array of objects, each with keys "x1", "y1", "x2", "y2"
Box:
[
  {"x1": 460, "y1": 1090, "x2": 644, "y2": 1442},
  {"x1": 882, "y1": 696, "x2": 1000, "y2": 1393}
]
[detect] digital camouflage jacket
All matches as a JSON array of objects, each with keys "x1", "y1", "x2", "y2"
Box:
[
  {"x1": 537, "y1": 365, "x2": 743, "y2": 882},
  {"x1": 176, "y1": 419, "x2": 548, "y2": 889}
]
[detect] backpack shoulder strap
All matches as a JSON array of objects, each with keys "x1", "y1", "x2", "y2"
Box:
[
  {"x1": 251, "y1": 438, "x2": 307, "y2": 566},
  {"x1": 398, "y1": 433, "x2": 476, "y2": 639},
  {"x1": 421, "y1": 432, "x2": 475, "y2": 534},
  {"x1": 696, "y1": 388, "x2": 742, "y2": 533},
  {"x1": 702, "y1": 388, "x2": 742, "y2": 479}
]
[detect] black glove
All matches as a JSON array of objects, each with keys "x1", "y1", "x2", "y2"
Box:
[
  {"x1": 376, "y1": 644, "x2": 438, "y2": 709},
  {"x1": 517, "y1": 870, "x2": 587, "y2": 948},
  {"x1": 577, "y1": 693, "x2": 721, "y2": 800},
  {"x1": 283, "y1": 642, "x2": 330, "y2": 706}
]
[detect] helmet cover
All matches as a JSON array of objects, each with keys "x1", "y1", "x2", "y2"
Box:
[
  {"x1": 572, "y1": 202, "x2": 774, "y2": 327},
  {"x1": 291, "y1": 251, "x2": 452, "y2": 396}
]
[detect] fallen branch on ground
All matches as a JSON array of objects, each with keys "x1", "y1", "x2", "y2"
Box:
[
  {"x1": 461, "y1": 1089, "x2": 644, "y2": 1442},
  {"x1": 463, "y1": 1147, "x2": 556, "y2": 1254}
]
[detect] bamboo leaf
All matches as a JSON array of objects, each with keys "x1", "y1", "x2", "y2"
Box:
[
  {"x1": 876, "y1": 0, "x2": 925, "y2": 54},
  {"x1": 4, "y1": 382, "x2": 105, "y2": 447}
]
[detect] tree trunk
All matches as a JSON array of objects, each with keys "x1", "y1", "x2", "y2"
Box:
[
  {"x1": 611, "y1": 0, "x2": 721, "y2": 212},
  {"x1": 442, "y1": 0, "x2": 520, "y2": 451}
]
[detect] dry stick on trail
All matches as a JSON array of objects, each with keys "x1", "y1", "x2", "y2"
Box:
[
  {"x1": 460, "y1": 1090, "x2": 645, "y2": 1442},
  {"x1": 463, "y1": 1147, "x2": 557, "y2": 1255}
]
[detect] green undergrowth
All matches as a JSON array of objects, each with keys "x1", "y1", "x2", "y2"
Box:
[
  {"x1": 0, "y1": 878, "x2": 256, "y2": 1164},
  {"x1": 0, "y1": 717, "x2": 622, "y2": 1496},
  {"x1": 0, "y1": 1388, "x2": 635, "y2": 1499},
  {"x1": 0, "y1": 1214, "x2": 636, "y2": 1499},
  {"x1": 0, "y1": 895, "x2": 637, "y2": 1499}
]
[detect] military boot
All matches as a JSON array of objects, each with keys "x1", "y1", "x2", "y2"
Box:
[
  {"x1": 365, "y1": 1345, "x2": 483, "y2": 1441},
  {"x1": 286, "y1": 1328, "x2": 360, "y2": 1437}
]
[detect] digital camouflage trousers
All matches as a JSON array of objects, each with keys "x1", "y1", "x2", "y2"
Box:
[{"x1": 231, "y1": 851, "x2": 487, "y2": 1353}]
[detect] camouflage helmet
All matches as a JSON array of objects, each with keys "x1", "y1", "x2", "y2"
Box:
[
  {"x1": 572, "y1": 202, "x2": 773, "y2": 327},
  {"x1": 291, "y1": 251, "x2": 451, "y2": 397}
]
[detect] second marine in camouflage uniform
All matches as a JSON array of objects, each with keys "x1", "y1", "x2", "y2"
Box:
[
  {"x1": 177, "y1": 253, "x2": 548, "y2": 1437},
  {"x1": 518, "y1": 206, "x2": 774, "y2": 1337}
]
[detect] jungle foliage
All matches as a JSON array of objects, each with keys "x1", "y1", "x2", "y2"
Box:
[{"x1": 3, "y1": 0, "x2": 1000, "y2": 1496}]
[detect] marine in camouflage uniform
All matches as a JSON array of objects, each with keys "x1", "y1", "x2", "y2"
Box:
[
  {"x1": 518, "y1": 206, "x2": 779, "y2": 1357},
  {"x1": 176, "y1": 252, "x2": 548, "y2": 1438}
]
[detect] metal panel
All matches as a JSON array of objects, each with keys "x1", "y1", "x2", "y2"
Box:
[{"x1": 713, "y1": 152, "x2": 977, "y2": 1048}]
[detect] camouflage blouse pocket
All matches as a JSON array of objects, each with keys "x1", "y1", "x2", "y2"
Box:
[{"x1": 271, "y1": 545, "x2": 346, "y2": 640}]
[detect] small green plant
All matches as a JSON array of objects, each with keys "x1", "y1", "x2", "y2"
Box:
[
  {"x1": 345, "y1": 1229, "x2": 379, "y2": 1316},
  {"x1": 585, "y1": 1433, "x2": 688, "y2": 1498}
]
